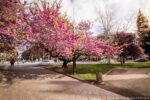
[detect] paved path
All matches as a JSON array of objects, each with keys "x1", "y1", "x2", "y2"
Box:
[
  {"x1": 103, "y1": 68, "x2": 150, "y2": 97},
  {"x1": 0, "y1": 65, "x2": 127, "y2": 100}
]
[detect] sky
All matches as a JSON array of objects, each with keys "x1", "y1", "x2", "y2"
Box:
[{"x1": 24, "y1": 0, "x2": 150, "y2": 35}]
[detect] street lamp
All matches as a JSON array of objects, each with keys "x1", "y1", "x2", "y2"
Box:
[{"x1": 70, "y1": 0, "x2": 75, "y2": 38}]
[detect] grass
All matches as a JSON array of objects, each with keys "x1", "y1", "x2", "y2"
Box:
[
  {"x1": 124, "y1": 62, "x2": 150, "y2": 68},
  {"x1": 47, "y1": 62, "x2": 150, "y2": 81},
  {"x1": 65, "y1": 62, "x2": 150, "y2": 81}
]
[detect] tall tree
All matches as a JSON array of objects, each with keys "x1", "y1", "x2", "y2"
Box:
[
  {"x1": 137, "y1": 10, "x2": 150, "y2": 38},
  {"x1": 0, "y1": 0, "x2": 23, "y2": 60},
  {"x1": 96, "y1": 3, "x2": 121, "y2": 64},
  {"x1": 137, "y1": 10, "x2": 150, "y2": 59}
]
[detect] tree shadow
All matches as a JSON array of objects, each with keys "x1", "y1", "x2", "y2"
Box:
[
  {"x1": 41, "y1": 80, "x2": 106, "y2": 98},
  {"x1": 0, "y1": 65, "x2": 58, "y2": 86},
  {"x1": 66, "y1": 64, "x2": 117, "y2": 75},
  {"x1": 101, "y1": 77, "x2": 150, "y2": 97}
]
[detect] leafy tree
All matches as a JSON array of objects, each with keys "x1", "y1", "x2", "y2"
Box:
[
  {"x1": 115, "y1": 32, "x2": 143, "y2": 64},
  {"x1": 0, "y1": 34, "x2": 18, "y2": 61},
  {"x1": 0, "y1": 0, "x2": 21, "y2": 59},
  {"x1": 22, "y1": 43, "x2": 44, "y2": 61},
  {"x1": 70, "y1": 21, "x2": 118, "y2": 74},
  {"x1": 142, "y1": 31, "x2": 150, "y2": 59},
  {"x1": 137, "y1": 10, "x2": 150, "y2": 59},
  {"x1": 0, "y1": 34, "x2": 14, "y2": 52},
  {"x1": 137, "y1": 10, "x2": 149, "y2": 38},
  {"x1": 0, "y1": 0, "x2": 23, "y2": 36},
  {"x1": 0, "y1": 0, "x2": 24, "y2": 54},
  {"x1": 24, "y1": 1, "x2": 118, "y2": 74}
]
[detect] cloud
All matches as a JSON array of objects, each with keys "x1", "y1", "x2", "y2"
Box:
[
  {"x1": 60, "y1": 0, "x2": 141, "y2": 34},
  {"x1": 26, "y1": 0, "x2": 150, "y2": 33}
]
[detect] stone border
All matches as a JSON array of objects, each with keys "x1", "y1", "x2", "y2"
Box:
[
  {"x1": 45, "y1": 67, "x2": 92, "y2": 84},
  {"x1": 44, "y1": 66, "x2": 118, "y2": 84}
]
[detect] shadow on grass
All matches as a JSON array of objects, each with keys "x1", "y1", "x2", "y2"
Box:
[
  {"x1": 44, "y1": 62, "x2": 150, "y2": 81},
  {"x1": 66, "y1": 62, "x2": 150, "y2": 74},
  {"x1": 66, "y1": 64, "x2": 121, "y2": 75}
]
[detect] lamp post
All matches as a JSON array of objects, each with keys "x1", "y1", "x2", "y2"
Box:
[{"x1": 70, "y1": 0, "x2": 75, "y2": 38}]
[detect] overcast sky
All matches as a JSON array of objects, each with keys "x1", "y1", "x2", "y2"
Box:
[{"x1": 24, "y1": 0, "x2": 150, "y2": 35}]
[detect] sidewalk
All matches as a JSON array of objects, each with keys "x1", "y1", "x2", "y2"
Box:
[
  {"x1": 0, "y1": 65, "x2": 128, "y2": 100},
  {"x1": 103, "y1": 68, "x2": 150, "y2": 97}
]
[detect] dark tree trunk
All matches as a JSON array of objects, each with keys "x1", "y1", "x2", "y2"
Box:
[
  {"x1": 120, "y1": 56, "x2": 126, "y2": 65},
  {"x1": 122, "y1": 57, "x2": 125, "y2": 64},
  {"x1": 62, "y1": 60, "x2": 68, "y2": 69},
  {"x1": 72, "y1": 59, "x2": 76, "y2": 74},
  {"x1": 120, "y1": 57, "x2": 123, "y2": 65}
]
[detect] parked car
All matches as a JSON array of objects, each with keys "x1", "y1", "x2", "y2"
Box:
[
  {"x1": 134, "y1": 58, "x2": 149, "y2": 62},
  {"x1": 42, "y1": 60, "x2": 49, "y2": 62}
]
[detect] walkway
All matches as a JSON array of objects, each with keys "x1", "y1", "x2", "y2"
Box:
[
  {"x1": 0, "y1": 65, "x2": 127, "y2": 100},
  {"x1": 103, "y1": 68, "x2": 150, "y2": 97}
]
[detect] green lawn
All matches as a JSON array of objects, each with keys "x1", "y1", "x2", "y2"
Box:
[{"x1": 65, "y1": 62, "x2": 150, "y2": 81}]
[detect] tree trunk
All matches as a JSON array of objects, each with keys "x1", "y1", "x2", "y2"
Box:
[
  {"x1": 122, "y1": 57, "x2": 125, "y2": 64},
  {"x1": 120, "y1": 56, "x2": 125, "y2": 65},
  {"x1": 107, "y1": 55, "x2": 111, "y2": 64},
  {"x1": 73, "y1": 59, "x2": 76, "y2": 74},
  {"x1": 62, "y1": 60, "x2": 68, "y2": 69}
]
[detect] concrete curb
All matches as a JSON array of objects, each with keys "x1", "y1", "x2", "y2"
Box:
[
  {"x1": 44, "y1": 66, "x2": 130, "y2": 99},
  {"x1": 103, "y1": 69, "x2": 114, "y2": 77},
  {"x1": 44, "y1": 67, "x2": 131, "y2": 100},
  {"x1": 45, "y1": 67, "x2": 91, "y2": 83}
]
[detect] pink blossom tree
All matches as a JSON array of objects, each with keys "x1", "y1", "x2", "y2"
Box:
[
  {"x1": 0, "y1": 0, "x2": 26, "y2": 58},
  {"x1": 23, "y1": 1, "x2": 75, "y2": 65},
  {"x1": 0, "y1": 0, "x2": 118, "y2": 74},
  {"x1": 0, "y1": 0, "x2": 28, "y2": 44},
  {"x1": 21, "y1": 1, "x2": 118, "y2": 74},
  {"x1": 70, "y1": 21, "x2": 118, "y2": 73}
]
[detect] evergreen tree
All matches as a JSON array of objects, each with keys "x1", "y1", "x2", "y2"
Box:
[
  {"x1": 137, "y1": 10, "x2": 150, "y2": 59},
  {"x1": 137, "y1": 10, "x2": 149, "y2": 38}
]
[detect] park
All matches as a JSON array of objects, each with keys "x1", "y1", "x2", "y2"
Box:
[{"x1": 0, "y1": 0, "x2": 150, "y2": 100}]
